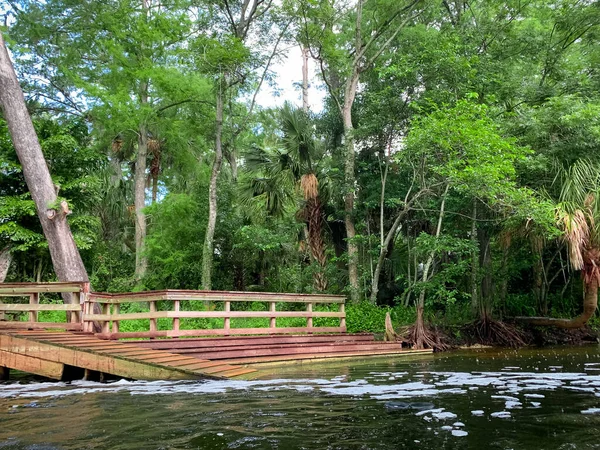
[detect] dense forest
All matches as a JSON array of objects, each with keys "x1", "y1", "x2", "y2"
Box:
[{"x1": 1, "y1": 0, "x2": 600, "y2": 347}]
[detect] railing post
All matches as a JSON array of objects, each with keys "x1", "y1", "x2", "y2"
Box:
[
  {"x1": 224, "y1": 301, "x2": 230, "y2": 333},
  {"x1": 149, "y1": 300, "x2": 157, "y2": 339},
  {"x1": 29, "y1": 292, "x2": 39, "y2": 323},
  {"x1": 339, "y1": 302, "x2": 346, "y2": 331},
  {"x1": 269, "y1": 301, "x2": 276, "y2": 330},
  {"x1": 306, "y1": 302, "x2": 313, "y2": 331},
  {"x1": 70, "y1": 291, "x2": 80, "y2": 323},
  {"x1": 112, "y1": 303, "x2": 120, "y2": 333},
  {"x1": 102, "y1": 303, "x2": 110, "y2": 335},
  {"x1": 173, "y1": 300, "x2": 180, "y2": 334}
]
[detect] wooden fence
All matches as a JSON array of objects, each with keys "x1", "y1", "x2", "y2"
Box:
[
  {"x1": 0, "y1": 283, "x2": 347, "y2": 339},
  {"x1": 84, "y1": 290, "x2": 346, "y2": 339},
  {"x1": 0, "y1": 282, "x2": 89, "y2": 331}
]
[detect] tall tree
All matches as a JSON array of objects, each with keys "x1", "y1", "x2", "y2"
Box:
[
  {"x1": 0, "y1": 32, "x2": 88, "y2": 292},
  {"x1": 197, "y1": 0, "x2": 289, "y2": 289},
  {"x1": 9, "y1": 0, "x2": 207, "y2": 280},
  {"x1": 299, "y1": 0, "x2": 422, "y2": 302}
]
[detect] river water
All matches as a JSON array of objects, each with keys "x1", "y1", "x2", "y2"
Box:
[{"x1": 2, "y1": 346, "x2": 600, "y2": 449}]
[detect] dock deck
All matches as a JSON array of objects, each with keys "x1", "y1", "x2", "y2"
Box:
[{"x1": 0, "y1": 283, "x2": 433, "y2": 381}]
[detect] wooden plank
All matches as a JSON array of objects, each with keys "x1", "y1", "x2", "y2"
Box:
[
  {"x1": 96, "y1": 326, "x2": 346, "y2": 340},
  {"x1": 134, "y1": 355, "x2": 197, "y2": 364},
  {"x1": 199, "y1": 364, "x2": 242, "y2": 375},
  {"x1": 167, "y1": 341, "x2": 393, "y2": 355},
  {"x1": 96, "y1": 349, "x2": 167, "y2": 357},
  {"x1": 0, "y1": 349, "x2": 64, "y2": 380},
  {"x1": 165, "y1": 360, "x2": 226, "y2": 371},
  {"x1": 0, "y1": 303, "x2": 82, "y2": 312},
  {"x1": 216, "y1": 367, "x2": 257, "y2": 378},
  {"x1": 131, "y1": 333, "x2": 375, "y2": 349},
  {"x1": 0, "y1": 282, "x2": 87, "y2": 295},
  {"x1": 222, "y1": 348, "x2": 433, "y2": 365},
  {"x1": 83, "y1": 310, "x2": 345, "y2": 322},
  {"x1": 176, "y1": 343, "x2": 404, "y2": 360},
  {"x1": 89, "y1": 290, "x2": 345, "y2": 304},
  {"x1": 0, "y1": 322, "x2": 82, "y2": 330}
]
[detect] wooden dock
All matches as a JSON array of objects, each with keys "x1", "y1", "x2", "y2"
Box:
[{"x1": 0, "y1": 283, "x2": 432, "y2": 381}]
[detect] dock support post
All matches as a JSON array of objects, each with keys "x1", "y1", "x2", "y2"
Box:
[
  {"x1": 306, "y1": 302, "x2": 313, "y2": 332},
  {"x1": 0, "y1": 366, "x2": 9, "y2": 381}
]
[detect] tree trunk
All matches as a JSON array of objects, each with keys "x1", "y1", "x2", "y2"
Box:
[
  {"x1": 0, "y1": 246, "x2": 11, "y2": 283},
  {"x1": 413, "y1": 184, "x2": 449, "y2": 349},
  {"x1": 202, "y1": 85, "x2": 224, "y2": 290},
  {"x1": 470, "y1": 199, "x2": 479, "y2": 314},
  {"x1": 479, "y1": 229, "x2": 493, "y2": 321},
  {"x1": 499, "y1": 244, "x2": 509, "y2": 319},
  {"x1": 342, "y1": 70, "x2": 360, "y2": 302},
  {"x1": 517, "y1": 277, "x2": 598, "y2": 328},
  {"x1": 0, "y1": 32, "x2": 88, "y2": 299},
  {"x1": 134, "y1": 119, "x2": 148, "y2": 279},
  {"x1": 302, "y1": 46, "x2": 309, "y2": 113},
  {"x1": 370, "y1": 209, "x2": 409, "y2": 303},
  {"x1": 306, "y1": 198, "x2": 327, "y2": 291}
]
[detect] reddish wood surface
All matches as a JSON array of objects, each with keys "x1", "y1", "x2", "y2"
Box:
[
  {"x1": 179, "y1": 343, "x2": 403, "y2": 360},
  {"x1": 131, "y1": 333, "x2": 375, "y2": 350}
]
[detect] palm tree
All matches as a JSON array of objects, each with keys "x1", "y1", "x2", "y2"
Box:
[
  {"x1": 520, "y1": 160, "x2": 600, "y2": 328},
  {"x1": 242, "y1": 103, "x2": 329, "y2": 291}
]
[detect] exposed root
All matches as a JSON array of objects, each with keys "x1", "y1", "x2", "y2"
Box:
[
  {"x1": 464, "y1": 318, "x2": 526, "y2": 348},
  {"x1": 400, "y1": 323, "x2": 450, "y2": 351}
]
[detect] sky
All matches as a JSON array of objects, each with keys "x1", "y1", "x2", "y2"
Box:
[{"x1": 254, "y1": 45, "x2": 327, "y2": 113}]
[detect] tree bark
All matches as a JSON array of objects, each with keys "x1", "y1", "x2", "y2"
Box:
[
  {"x1": 0, "y1": 246, "x2": 11, "y2": 283},
  {"x1": 470, "y1": 199, "x2": 479, "y2": 314},
  {"x1": 0, "y1": 32, "x2": 88, "y2": 297},
  {"x1": 306, "y1": 197, "x2": 327, "y2": 291},
  {"x1": 302, "y1": 46, "x2": 309, "y2": 113},
  {"x1": 516, "y1": 277, "x2": 598, "y2": 328},
  {"x1": 202, "y1": 85, "x2": 224, "y2": 290},
  {"x1": 134, "y1": 118, "x2": 148, "y2": 279},
  {"x1": 342, "y1": 69, "x2": 361, "y2": 303}
]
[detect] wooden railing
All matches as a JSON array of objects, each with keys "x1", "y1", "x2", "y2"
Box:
[
  {"x1": 84, "y1": 290, "x2": 347, "y2": 339},
  {"x1": 0, "y1": 282, "x2": 89, "y2": 331}
]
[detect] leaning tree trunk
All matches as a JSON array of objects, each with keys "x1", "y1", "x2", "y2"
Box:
[
  {"x1": 0, "y1": 32, "x2": 88, "y2": 298},
  {"x1": 517, "y1": 277, "x2": 598, "y2": 329},
  {"x1": 202, "y1": 85, "x2": 224, "y2": 290}
]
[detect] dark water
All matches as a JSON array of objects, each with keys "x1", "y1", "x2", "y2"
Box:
[{"x1": 2, "y1": 346, "x2": 600, "y2": 449}]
